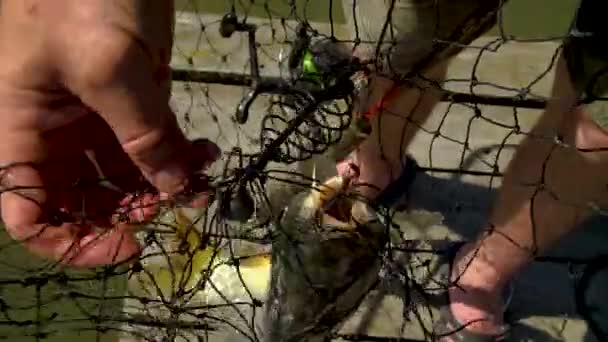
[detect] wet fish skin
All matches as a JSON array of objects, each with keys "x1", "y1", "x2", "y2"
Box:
[{"x1": 261, "y1": 176, "x2": 387, "y2": 342}]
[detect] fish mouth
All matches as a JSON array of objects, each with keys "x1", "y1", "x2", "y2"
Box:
[{"x1": 305, "y1": 175, "x2": 375, "y2": 230}]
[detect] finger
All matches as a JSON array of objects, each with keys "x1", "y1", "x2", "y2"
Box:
[
  {"x1": 118, "y1": 192, "x2": 161, "y2": 223},
  {"x1": 66, "y1": 224, "x2": 142, "y2": 268},
  {"x1": 0, "y1": 153, "x2": 145, "y2": 267},
  {"x1": 94, "y1": 137, "x2": 220, "y2": 211},
  {"x1": 188, "y1": 138, "x2": 222, "y2": 172},
  {"x1": 336, "y1": 158, "x2": 360, "y2": 180},
  {"x1": 69, "y1": 30, "x2": 216, "y2": 196},
  {"x1": 1, "y1": 168, "x2": 141, "y2": 267},
  {"x1": 181, "y1": 139, "x2": 221, "y2": 208}
]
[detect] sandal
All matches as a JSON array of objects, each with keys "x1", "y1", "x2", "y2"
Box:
[
  {"x1": 433, "y1": 241, "x2": 514, "y2": 341},
  {"x1": 373, "y1": 155, "x2": 419, "y2": 209}
]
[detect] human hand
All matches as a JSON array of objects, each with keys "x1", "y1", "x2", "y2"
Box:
[{"x1": 0, "y1": 0, "x2": 220, "y2": 267}]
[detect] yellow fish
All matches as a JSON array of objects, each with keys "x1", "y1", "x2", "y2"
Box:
[
  {"x1": 129, "y1": 175, "x2": 385, "y2": 342},
  {"x1": 129, "y1": 207, "x2": 271, "y2": 306}
]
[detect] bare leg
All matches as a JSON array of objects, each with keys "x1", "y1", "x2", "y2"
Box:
[
  {"x1": 447, "y1": 53, "x2": 608, "y2": 334},
  {"x1": 339, "y1": 61, "x2": 449, "y2": 199},
  {"x1": 339, "y1": 0, "x2": 502, "y2": 199}
]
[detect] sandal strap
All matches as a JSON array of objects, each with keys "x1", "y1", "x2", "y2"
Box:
[{"x1": 374, "y1": 155, "x2": 419, "y2": 208}]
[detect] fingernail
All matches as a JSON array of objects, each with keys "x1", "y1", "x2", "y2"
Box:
[
  {"x1": 159, "y1": 192, "x2": 170, "y2": 201},
  {"x1": 192, "y1": 138, "x2": 221, "y2": 160},
  {"x1": 206, "y1": 143, "x2": 221, "y2": 160}
]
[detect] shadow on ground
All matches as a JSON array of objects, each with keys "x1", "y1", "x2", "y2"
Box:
[{"x1": 348, "y1": 167, "x2": 608, "y2": 341}]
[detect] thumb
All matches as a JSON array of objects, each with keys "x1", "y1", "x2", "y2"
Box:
[
  {"x1": 70, "y1": 31, "x2": 219, "y2": 195},
  {"x1": 336, "y1": 158, "x2": 360, "y2": 180}
]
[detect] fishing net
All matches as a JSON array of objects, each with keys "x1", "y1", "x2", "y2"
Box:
[{"x1": 0, "y1": 0, "x2": 607, "y2": 341}]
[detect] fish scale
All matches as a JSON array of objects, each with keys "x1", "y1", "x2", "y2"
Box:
[{"x1": 260, "y1": 176, "x2": 387, "y2": 342}]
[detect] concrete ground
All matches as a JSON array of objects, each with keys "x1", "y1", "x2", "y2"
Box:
[
  {"x1": 0, "y1": 3, "x2": 607, "y2": 342},
  {"x1": 161, "y1": 9, "x2": 608, "y2": 342}
]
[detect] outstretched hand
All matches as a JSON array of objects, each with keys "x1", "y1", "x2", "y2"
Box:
[{"x1": 0, "y1": 0, "x2": 219, "y2": 267}]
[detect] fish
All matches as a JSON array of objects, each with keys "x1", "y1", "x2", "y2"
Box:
[
  {"x1": 129, "y1": 207, "x2": 272, "y2": 307},
  {"x1": 123, "y1": 205, "x2": 272, "y2": 342},
  {"x1": 260, "y1": 175, "x2": 387, "y2": 342},
  {"x1": 127, "y1": 175, "x2": 385, "y2": 342}
]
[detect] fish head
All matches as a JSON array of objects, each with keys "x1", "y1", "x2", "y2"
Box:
[
  {"x1": 280, "y1": 175, "x2": 384, "y2": 242},
  {"x1": 263, "y1": 176, "x2": 388, "y2": 341}
]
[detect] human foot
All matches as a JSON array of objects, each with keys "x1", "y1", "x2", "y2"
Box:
[
  {"x1": 435, "y1": 242, "x2": 512, "y2": 341},
  {"x1": 336, "y1": 153, "x2": 418, "y2": 207}
]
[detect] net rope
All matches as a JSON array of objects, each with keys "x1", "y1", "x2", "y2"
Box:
[{"x1": 0, "y1": 1, "x2": 607, "y2": 341}]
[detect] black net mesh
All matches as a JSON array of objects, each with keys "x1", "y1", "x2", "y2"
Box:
[{"x1": 0, "y1": 0, "x2": 607, "y2": 341}]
